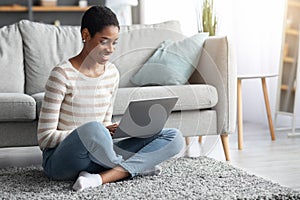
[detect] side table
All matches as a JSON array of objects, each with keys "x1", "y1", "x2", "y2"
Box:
[{"x1": 237, "y1": 74, "x2": 277, "y2": 150}]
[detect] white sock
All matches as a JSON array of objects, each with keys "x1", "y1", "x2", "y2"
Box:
[
  {"x1": 139, "y1": 165, "x2": 162, "y2": 176},
  {"x1": 72, "y1": 171, "x2": 102, "y2": 191}
]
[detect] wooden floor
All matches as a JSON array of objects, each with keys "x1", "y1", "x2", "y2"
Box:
[
  {"x1": 0, "y1": 122, "x2": 300, "y2": 190},
  {"x1": 184, "y1": 122, "x2": 300, "y2": 190}
]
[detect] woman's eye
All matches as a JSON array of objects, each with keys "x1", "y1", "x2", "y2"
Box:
[
  {"x1": 100, "y1": 40, "x2": 108, "y2": 45},
  {"x1": 100, "y1": 39, "x2": 118, "y2": 47}
]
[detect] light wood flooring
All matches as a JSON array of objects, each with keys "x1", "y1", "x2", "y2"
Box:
[{"x1": 0, "y1": 122, "x2": 299, "y2": 190}]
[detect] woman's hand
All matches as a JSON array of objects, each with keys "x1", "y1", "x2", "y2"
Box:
[{"x1": 106, "y1": 123, "x2": 119, "y2": 137}]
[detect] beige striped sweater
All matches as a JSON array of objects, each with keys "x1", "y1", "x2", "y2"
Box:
[{"x1": 37, "y1": 60, "x2": 119, "y2": 149}]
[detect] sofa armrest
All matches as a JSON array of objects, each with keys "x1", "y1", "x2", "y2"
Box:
[{"x1": 189, "y1": 36, "x2": 237, "y2": 135}]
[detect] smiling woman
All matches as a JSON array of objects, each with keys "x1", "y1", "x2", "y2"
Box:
[
  {"x1": 37, "y1": 5, "x2": 184, "y2": 192},
  {"x1": 74, "y1": 25, "x2": 119, "y2": 76}
]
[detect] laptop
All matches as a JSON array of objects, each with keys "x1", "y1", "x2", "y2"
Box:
[{"x1": 112, "y1": 97, "x2": 178, "y2": 139}]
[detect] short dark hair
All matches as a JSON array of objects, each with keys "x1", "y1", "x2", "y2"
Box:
[{"x1": 81, "y1": 6, "x2": 120, "y2": 38}]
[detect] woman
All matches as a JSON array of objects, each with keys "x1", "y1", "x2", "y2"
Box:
[{"x1": 37, "y1": 6, "x2": 184, "y2": 191}]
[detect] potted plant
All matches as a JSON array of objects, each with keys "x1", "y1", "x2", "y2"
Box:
[{"x1": 201, "y1": 0, "x2": 217, "y2": 36}]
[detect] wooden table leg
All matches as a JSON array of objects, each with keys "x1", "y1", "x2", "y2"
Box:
[
  {"x1": 261, "y1": 78, "x2": 276, "y2": 141},
  {"x1": 237, "y1": 79, "x2": 243, "y2": 150}
]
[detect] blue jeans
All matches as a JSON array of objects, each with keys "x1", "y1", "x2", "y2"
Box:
[{"x1": 42, "y1": 121, "x2": 184, "y2": 180}]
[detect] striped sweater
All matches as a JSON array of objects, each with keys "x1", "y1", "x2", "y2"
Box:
[{"x1": 37, "y1": 60, "x2": 119, "y2": 149}]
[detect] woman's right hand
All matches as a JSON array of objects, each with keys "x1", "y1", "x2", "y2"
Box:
[{"x1": 106, "y1": 123, "x2": 119, "y2": 137}]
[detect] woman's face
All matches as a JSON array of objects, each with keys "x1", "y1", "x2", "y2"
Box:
[{"x1": 83, "y1": 25, "x2": 119, "y2": 65}]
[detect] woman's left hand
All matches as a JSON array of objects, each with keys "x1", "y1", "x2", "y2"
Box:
[{"x1": 106, "y1": 123, "x2": 119, "y2": 137}]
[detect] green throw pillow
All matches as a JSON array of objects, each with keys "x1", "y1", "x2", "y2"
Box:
[{"x1": 130, "y1": 32, "x2": 209, "y2": 86}]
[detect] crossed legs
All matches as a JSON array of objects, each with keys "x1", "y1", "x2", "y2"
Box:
[{"x1": 42, "y1": 121, "x2": 184, "y2": 191}]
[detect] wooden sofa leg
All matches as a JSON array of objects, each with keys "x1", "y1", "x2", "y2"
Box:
[
  {"x1": 198, "y1": 136, "x2": 202, "y2": 143},
  {"x1": 185, "y1": 137, "x2": 190, "y2": 146},
  {"x1": 221, "y1": 134, "x2": 230, "y2": 161}
]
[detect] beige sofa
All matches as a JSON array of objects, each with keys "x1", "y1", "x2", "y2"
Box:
[{"x1": 0, "y1": 20, "x2": 236, "y2": 160}]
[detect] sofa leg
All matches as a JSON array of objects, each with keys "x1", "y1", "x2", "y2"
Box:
[
  {"x1": 198, "y1": 136, "x2": 202, "y2": 143},
  {"x1": 185, "y1": 137, "x2": 190, "y2": 146},
  {"x1": 220, "y1": 134, "x2": 230, "y2": 161}
]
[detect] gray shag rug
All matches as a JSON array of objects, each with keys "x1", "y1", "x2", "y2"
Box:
[{"x1": 1, "y1": 157, "x2": 300, "y2": 200}]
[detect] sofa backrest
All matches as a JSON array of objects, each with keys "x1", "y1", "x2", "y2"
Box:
[
  {"x1": 0, "y1": 23, "x2": 25, "y2": 93},
  {"x1": 111, "y1": 21, "x2": 185, "y2": 87},
  {"x1": 18, "y1": 20, "x2": 83, "y2": 95},
  {"x1": 17, "y1": 20, "x2": 184, "y2": 94}
]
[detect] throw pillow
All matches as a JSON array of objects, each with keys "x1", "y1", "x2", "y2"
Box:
[{"x1": 130, "y1": 32, "x2": 209, "y2": 86}]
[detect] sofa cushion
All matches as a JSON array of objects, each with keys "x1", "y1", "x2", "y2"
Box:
[
  {"x1": 110, "y1": 20, "x2": 185, "y2": 88},
  {"x1": 113, "y1": 84, "x2": 218, "y2": 115},
  {"x1": 0, "y1": 23, "x2": 24, "y2": 93},
  {"x1": 113, "y1": 110, "x2": 217, "y2": 137},
  {"x1": 165, "y1": 110, "x2": 217, "y2": 136},
  {"x1": 18, "y1": 20, "x2": 83, "y2": 95},
  {"x1": 0, "y1": 93, "x2": 36, "y2": 121},
  {"x1": 131, "y1": 33, "x2": 208, "y2": 86}
]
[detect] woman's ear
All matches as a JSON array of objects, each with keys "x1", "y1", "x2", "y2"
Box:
[{"x1": 81, "y1": 28, "x2": 90, "y2": 42}]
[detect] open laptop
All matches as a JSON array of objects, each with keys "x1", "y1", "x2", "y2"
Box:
[{"x1": 113, "y1": 97, "x2": 178, "y2": 139}]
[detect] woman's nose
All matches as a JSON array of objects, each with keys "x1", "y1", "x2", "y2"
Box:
[{"x1": 106, "y1": 43, "x2": 115, "y2": 53}]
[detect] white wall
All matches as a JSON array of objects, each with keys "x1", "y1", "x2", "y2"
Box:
[
  {"x1": 140, "y1": 0, "x2": 300, "y2": 129},
  {"x1": 140, "y1": 0, "x2": 199, "y2": 36},
  {"x1": 106, "y1": 0, "x2": 138, "y2": 25}
]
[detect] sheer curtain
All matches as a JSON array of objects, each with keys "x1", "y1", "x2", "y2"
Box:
[{"x1": 229, "y1": 0, "x2": 288, "y2": 126}]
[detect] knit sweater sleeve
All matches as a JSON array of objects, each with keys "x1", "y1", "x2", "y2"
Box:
[{"x1": 37, "y1": 66, "x2": 72, "y2": 149}]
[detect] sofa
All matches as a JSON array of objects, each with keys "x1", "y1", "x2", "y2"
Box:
[{"x1": 0, "y1": 20, "x2": 236, "y2": 160}]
